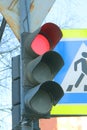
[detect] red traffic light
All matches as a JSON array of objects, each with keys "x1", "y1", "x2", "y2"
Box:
[
  {"x1": 31, "y1": 23, "x2": 62, "y2": 55},
  {"x1": 31, "y1": 34, "x2": 50, "y2": 55}
]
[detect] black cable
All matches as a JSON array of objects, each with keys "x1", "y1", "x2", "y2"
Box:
[{"x1": 0, "y1": 17, "x2": 6, "y2": 42}]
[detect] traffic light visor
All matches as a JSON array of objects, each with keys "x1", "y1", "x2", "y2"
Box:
[
  {"x1": 40, "y1": 23, "x2": 63, "y2": 49},
  {"x1": 25, "y1": 81, "x2": 64, "y2": 115},
  {"x1": 26, "y1": 51, "x2": 64, "y2": 86},
  {"x1": 22, "y1": 23, "x2": 62, "y2": 58}
]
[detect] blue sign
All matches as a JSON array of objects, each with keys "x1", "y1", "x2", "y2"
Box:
[{"x1": 54, "y1": 40, "x2": 87, "y2": 104}]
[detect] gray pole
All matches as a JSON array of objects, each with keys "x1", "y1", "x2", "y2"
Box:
[
  {"x1": 19, "y1": 0, "x2": 34, "y2": 128},
  {"x1": 20, "y1": 52, "x2": 33, "y2": 130},
  {"x1": 33, "y1": 119, "x2": 40, "y2": 130}
]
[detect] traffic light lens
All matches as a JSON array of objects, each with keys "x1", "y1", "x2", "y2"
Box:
[
  {"x1": 31, "y1": 34, "x2": 50, "y2": 55},
  {"x1": 30, "y1": 89, "x2": 52, "y2": 114}
]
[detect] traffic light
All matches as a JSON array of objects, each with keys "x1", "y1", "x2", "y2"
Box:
[{"x1": 20, "y1": 22, "x2": 64, "y2": 120}]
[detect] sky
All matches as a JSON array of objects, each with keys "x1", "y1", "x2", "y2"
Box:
[
  {"x1": 44, "y1": 0, "x2": 87, "y2": 28},
  {"x1": 0, "y1": 0, "x2": 87, "y2": 129}
]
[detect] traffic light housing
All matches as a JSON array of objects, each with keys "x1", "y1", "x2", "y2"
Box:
[{"x1": 20, "y1": 22, "x2": 64, "y2": 120}]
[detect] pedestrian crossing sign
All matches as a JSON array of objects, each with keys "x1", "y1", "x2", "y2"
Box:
[{"x1": 51, "y1": 29, "x2": 87, "y2": 116}]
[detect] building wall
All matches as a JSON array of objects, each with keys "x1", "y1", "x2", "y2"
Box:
[
  {"x1": 39, "y1": 117, "x2": 87, "y2": 130},
  {"x1": 39, "y1": 118, "x2": 57, "y2": 130}
]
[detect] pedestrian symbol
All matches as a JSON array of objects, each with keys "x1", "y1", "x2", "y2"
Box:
[
  {"x1": 62, "y1": 43, "x2": 87, "y2": 93},
  {"x1": 74, "y1": 52, "x2": 87, "y2": 90}
]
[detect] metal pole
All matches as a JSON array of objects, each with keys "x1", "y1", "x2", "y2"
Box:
[
  {"x1": 21, "y1": 121, "x2": 33, "y2": 130},
  {"x1": 20, "y1": 0, "x2": 33, "y2": 129},
  {"x1": 33, "y1": 119, "x2": 40, "y2": 130}
]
